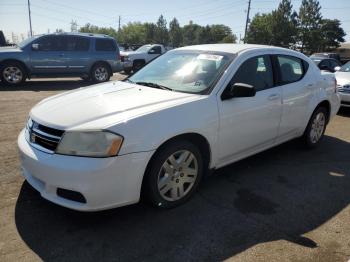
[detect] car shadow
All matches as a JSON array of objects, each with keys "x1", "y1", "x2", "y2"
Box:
[
  {"x1": 338, "y1": 106, "x2": 350, "y2": 117},
  {"x1": 15, "y1": 135, "x2": 350, "y2": 261},
  {"x1": 0, "y1": 79, "x2": 92, "y2": 92}
]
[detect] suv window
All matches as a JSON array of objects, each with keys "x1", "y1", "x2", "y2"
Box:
[
  {"x1": 231, "y1": 55, "x2": 273, "y2": 92},
  {"x1": 95, "y1": 39, "x2": 116, "y2": 51},
  {"x1": 277, "y1": 55, "x2": 305, "y2": 84},
  {"x1": 65, "y1": 36, "x2": 90, "y2": 51},
  {"x1": 36, "y1": 35, "x2": 65, "y2": 51}
]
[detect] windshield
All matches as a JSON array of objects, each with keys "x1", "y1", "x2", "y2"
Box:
[
  {"x1": 340, "y1": 62, "x2": 350, "y2": 72},
  {"x1": 18, "y1": 35, "x2": 40, "y2": 49},
  {"x1": 128, "y1": 50, "x2": 233, "y2": 94},
  {"x1": 136, "y1": 45, "x2": 151, "y2": 53}
]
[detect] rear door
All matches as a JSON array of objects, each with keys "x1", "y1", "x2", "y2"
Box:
[
  {"x1": 30, "y1": 35, "x2": 67, "y2": 74},
  {"x1": 274, "y1": 55, "x2": 314, "y2": 140},
  {"x1": 61, "y1": 35, "x2": 91, "y2": 73}
]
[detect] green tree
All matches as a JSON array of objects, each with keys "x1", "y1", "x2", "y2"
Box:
[
  {"x1": 297, "y1": 0, "x2": 323, "y2": 53},
  {"x1": 144, "y1": 22, "x2": 157, "y2": 43},
  {"x1": 155, "y1": 15, "x2": 169, "y2": 45},
  {"x1": 182, "y1": 21, "x2": 202, "y2": 45},
  {"x1": 245, "y1": 13, "x2": 274, "y2": 44},
  {"x1": 319, "y1": 19, "x2": 346, "y2": 51},
  {"x1": 270, "y1": 0, "x2": 298, "y2": 47},
  {"x1": 210, "y1": 24, "x2": 236, "y2": 43},
  {"x1": 119, "y1": 22, "x2": 146, "y2": 45},
  {"x1": 169, "y1": 18, "x2": 183, "y2": 47}
]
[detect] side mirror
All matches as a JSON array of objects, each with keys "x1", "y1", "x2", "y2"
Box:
[
  {"x1": 222, "y1": 83, "x2": 256, "y2": 100},
  {"x1": 31, "y1": 43, "x2": 39, "y2": 50},
  {"x1": 334, "y1": 66, "x2": 341, "y2": 72}
]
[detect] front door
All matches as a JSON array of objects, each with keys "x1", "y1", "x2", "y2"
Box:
[
  {"x1": 30, "y1": 35, "x2": 67, "y2": 75},
  {"x1": 217, "y1": 55, "x2": 282, "y2": 166}
]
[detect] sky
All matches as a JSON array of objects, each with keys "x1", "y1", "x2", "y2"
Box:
[{"x1": 0, "y1": 0, "x2": 349, "y2": 43}]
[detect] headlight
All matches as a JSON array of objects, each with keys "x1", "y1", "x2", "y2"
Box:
[{"x1": 56, "y1": 131, "x2": 123, "y2": 157}]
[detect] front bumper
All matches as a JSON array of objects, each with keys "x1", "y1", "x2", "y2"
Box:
[{"x1": 18, "y1": 129, "x2": 154, "y2": 211}]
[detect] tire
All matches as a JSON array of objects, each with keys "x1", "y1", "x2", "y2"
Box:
[
  {"x1": 302, "y1": 107, "x2": 328, "y2": 148},
  {"x1": 143, "y1": 140, "x2": 204, "y2": 209},
  {"x1": 124, "y1": 68, "x2": 132, "y2": 75},
  {"x1": 1, "y1": 61, "x2": 26, "y2": 86},
  {"x1": 132, "y1": 60, "x2": 145, "y2": 72},
  {"x1": 91, "y1": 63, "x2": 110, "y2": 83}
]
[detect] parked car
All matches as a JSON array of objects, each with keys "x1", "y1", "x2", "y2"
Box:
[
  {"x1": 18, "y1": 44, "x2": 340, "y2": 211},
  {"x1": 120, "y1": 44, "x2": 166, "y2": 74},
  {"x1": 0, "y1": 32, "x2": 122, "y2": 86},
  {"x1": 310, "y1": 52, "x2": 341, "y2": 62},
  {"x1": 335, "y1": 61, "x2": 350, "y2": 107},
  {"x1": 310, "y1": 56, "x2": 342, "y2": 73}
]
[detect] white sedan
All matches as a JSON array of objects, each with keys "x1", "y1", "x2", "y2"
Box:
[
  {"x1": 335, "y1": 61, "x2": 350, "y2": 107},
  {"x1": 18, "y1": 44, "x2": 340, "y2": 211}
]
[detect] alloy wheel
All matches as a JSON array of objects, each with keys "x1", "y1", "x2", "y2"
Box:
[
  {"x1": 157, "y1": 150, "x2": 198, "y2": 201},
  {"x1": 3, "y1": 66, "x2": 23, "y2": 84},
  {"x1": 310, "y1": 112, "x2": 325, "y2": 143}
]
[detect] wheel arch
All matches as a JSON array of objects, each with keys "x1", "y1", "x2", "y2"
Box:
[
  {"x1": 141, "y1": 132, "x2": 212, "y2": 193},
  {"x1": 90, "y1": 60, "x2": 112, "y2": 75},
  {"x1": 0, "y1": 59, "x2": 29, "y2": 77},
  {"x1": 315, "y1": 100, "x2": 331, "y2": 124}
]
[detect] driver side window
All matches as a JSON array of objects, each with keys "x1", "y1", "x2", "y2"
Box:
[
  {"x1": 150, "y1": 46, "x2": 161, "y2": 54},
  {"x1": 231, "y1": 55, "x2": 273, "y2": 92}
]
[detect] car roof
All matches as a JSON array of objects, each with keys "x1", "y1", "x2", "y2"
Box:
[
  {"x1": 176, "y1": 44, "x2": 289, "y2": 54},
  {"x1": 42, "y1": 32, "x2": 114, "y2": 39}
]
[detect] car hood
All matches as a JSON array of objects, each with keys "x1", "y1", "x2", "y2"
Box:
[
  {"x1": 120, "y1": 50, "x2": 145, "y2": 56},
  {"x1": 30, "y1": 81, "x2": 202, "y2": 130},
  {"x1": 335, "y1": 71, "x2": 350, "y2": 86},
  {"x1": 0, "y1": 46, "x2": 22, "y2": 53}
]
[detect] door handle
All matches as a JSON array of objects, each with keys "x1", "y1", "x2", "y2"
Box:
[{"x1": 268, "y1": 94, "x2": 280, "y2": 101}]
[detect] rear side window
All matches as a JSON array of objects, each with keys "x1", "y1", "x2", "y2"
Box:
[
  {"x1": 277, "y1": 55, "x2": 305, "y2": 84},
  {"x1": 95, "y1": 39, "x2": 116, "y2": 51},
  {"x1": 65, "y1": 36, "x2": 90, "y2": 51},
  {"x1": 231, "y1": 55, "x2": 273, "y2": 92}
]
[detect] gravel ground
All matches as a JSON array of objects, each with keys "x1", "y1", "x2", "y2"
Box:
[{"x1": 0, "y1": 75, "x2": 350, "y2": 262}]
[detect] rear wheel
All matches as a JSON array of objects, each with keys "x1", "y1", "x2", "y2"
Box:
[
  {"x1": 91, "y1": 63, "x2": 110, "y2": 83},
  {"x1": 303, "y1": 107, "x2": 328, "y2": 148},
  {"x1": 1, "y1": 62, "x2": 26, "y2": 86},
  {"x1": 143, "y1": 140, "x2": 203, "y2": 208}
]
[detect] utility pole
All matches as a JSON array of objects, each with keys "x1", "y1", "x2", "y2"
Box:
[
  {"x1": 244, "y1": 0, "x2": 251, "y2": 43},
  {"x1": 27, "y1": 0, "x2": 33, "y2": 37},
  {"x1": 118, "y1": 16, "x2": 121, "y2": 32}
]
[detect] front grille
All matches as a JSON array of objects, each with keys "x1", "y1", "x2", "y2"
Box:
[{"x1": 26, "y1": 119, "x2": 64, "y2": 152}]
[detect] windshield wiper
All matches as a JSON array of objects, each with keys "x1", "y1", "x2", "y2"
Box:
[{"x1": 135, "y1": 81, "x2": 173, "y2": 91}]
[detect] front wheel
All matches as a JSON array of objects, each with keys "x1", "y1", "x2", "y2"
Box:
[
  {"x1": 302, "y1": 107, "x2": 328, "y2": 148},
  {"x1": 1, "y1": 62, "x2": 26, "y2": 86},
  {"x1": 143, "y1": 140, "x2": 203, "y2": 208},
  {"x1": 91, "y1": 63, "x2": 110, "y2": 83}
]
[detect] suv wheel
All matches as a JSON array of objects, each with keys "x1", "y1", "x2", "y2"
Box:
[
  {"x1": 1, "y1": 62, "x2": 26, "y2": 86},
  {"x1": 143, "y1": 140, "x2": 203, "y2": 208},
  {"x1": 91, "y1": 63, "x2": 110, "y2": 83},
  {"x1": 132, "y1": 60, "x2": 145, "y2": 72},
  {"x1": 303, "y1": 107, "x2": 328, "y2": 148}
]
